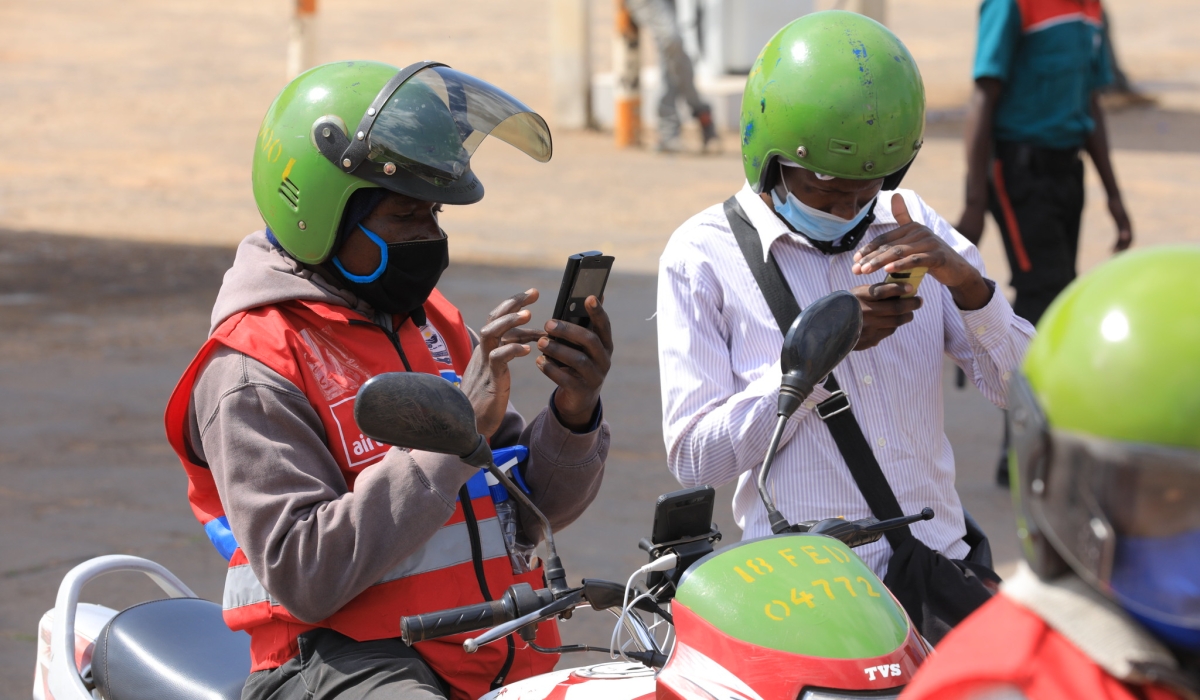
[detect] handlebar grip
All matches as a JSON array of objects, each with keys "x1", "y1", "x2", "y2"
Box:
[{"x1": 401, "y1": 600, "x2": 508, "y2": 645}]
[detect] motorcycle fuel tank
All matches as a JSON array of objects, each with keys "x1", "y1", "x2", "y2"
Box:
[{"x1": 658, "y1": 533, "x2": 928, "y2": 699}]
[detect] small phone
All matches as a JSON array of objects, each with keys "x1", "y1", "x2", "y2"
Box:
[
  {"x1": 651, "y1": 485, "x2": 716, "y2": 545},
  {"x1": 552, "y1": 251, "x2": 614, "y2": 329},
  {"x1": 884, "y1": 266, "x2": 928, "y2": 299}
]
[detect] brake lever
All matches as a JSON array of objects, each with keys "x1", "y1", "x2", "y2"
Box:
[
  {"x1": 809, "y1": 508, "x2": 935, "y2": 548},
  {"x1": 463, "y1": 589, "x2": 583, "y2": 653}
]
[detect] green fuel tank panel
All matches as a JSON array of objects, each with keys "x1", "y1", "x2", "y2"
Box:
[{"x1": 674, "y1": 533, "x2": 910, "y2": 659}]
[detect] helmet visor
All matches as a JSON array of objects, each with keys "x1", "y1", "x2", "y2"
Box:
[
  {"x1": 1010, "y1": 375, "x2": 1200, "y2": 630},
  {"x1": 367, "y1": 65, "x2": 551, "y2": 184}
]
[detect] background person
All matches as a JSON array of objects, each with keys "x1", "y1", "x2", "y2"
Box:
[
  {"x1": 958, "y1": 0, "x2": 1132, "y2": 319},
  {"x1": 623, "y1": 0, "x2": 718, "y2": 153},
  {"x1": 165, "y1": 61, "x2": 613, "y2": 700},
  {"x1": 656, "y1": 12, "x2": 1033, "y2": 642},
  {"x1": 901, "y1": 246, "x2": 1200, "y2": 700},
  {"x1": 958, "y1": 0, "x2": 1133, "y2": 486}
]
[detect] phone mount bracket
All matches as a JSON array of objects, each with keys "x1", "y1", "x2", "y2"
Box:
[{"x1": 637, "y1": 526, "x2": 722, "y2": 596}]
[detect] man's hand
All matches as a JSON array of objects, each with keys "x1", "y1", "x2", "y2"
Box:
[
  {"x1": 850, "y1": 282, "x2": 923, "y2": 350},
  {"x1": 461, "y1": 289, "x2": 541, "y2": 439},
  {"x1": 1109, "y1": 196, "x2": 1133, "y2": 252},
  {"x1": 536, "y1": 296, "x2": 613, "y2": 431},
  {"x1": 853, "y1": 194, "x2": 993, "y2": 311}
]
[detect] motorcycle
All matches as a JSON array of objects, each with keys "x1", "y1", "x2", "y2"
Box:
[{"x1": 34, "y1": 291, "x2": 933, "y2": 700}]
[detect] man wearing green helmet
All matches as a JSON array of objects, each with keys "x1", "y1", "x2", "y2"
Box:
[
  {"x1": 658, "y1": 11, "x2": 1035, "y2": 640},
  {"x1": 164, "y1": 61, "x2": 613, "y2": 700},
  {"x1": 901, "y1": 246, "x2": 1200, "y2": 700}
]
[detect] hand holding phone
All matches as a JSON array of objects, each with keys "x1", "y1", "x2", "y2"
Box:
[
  {"x1": 552, "y1": 251, "x2": 614, "y2": 329},
  {"x1": 883, "y1": 266, "x2": 928, "y2": 298},
  {"x1": 536, "y1": 252, "x2": 616, "y2": 431}
]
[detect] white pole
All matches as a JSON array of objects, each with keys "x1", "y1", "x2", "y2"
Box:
[
  {"x1": 287, "y1": 0, "x2": 318, "y2": 80},
  {"x1": 549, "y1": 0, "x2": 593, "y2": 129},
  {"x1": 859, "y1": 0, "x2": 886, "y2": 26}
]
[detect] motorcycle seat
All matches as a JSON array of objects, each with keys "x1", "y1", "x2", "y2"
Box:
[{"x1": 91, "y1": 597, "x2": 251, "y2": 700}]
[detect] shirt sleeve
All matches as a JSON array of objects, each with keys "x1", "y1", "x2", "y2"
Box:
[
  {"x1": 1091, "y1": 20, "x2": 1116, "y2": 91},
  {"x1": 656, "y1": 236, "x2": 828, "y2": 490},
  {"x1": 973, "y1": 0, "x2": 1022, "y2": 82},
  {"x1": 489, "y1": 397, "x2": 609, "y2": 542},
  {"x1": 921, "y1": 199, "x2": 1035, "y2": 408}
]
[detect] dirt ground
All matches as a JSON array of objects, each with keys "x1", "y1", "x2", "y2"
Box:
[
  {"x1": 2, "y1": 0, "x2": 1200, "y2": 695},
  {"x1": 2, "y1": 0, "x2": 1199, "y2": 273}
]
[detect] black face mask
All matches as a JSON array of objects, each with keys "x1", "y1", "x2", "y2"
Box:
[{"x1": 325, "y1": 225, "x2": 450, "y2": 321}]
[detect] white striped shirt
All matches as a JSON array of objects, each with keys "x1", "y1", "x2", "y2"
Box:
[{"x1": 656, "y1": 182, "x2": 1035, "y2": 576}]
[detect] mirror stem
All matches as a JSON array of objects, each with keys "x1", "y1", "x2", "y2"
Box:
[
  {"x1": 755, "y1": 415, "x2": 794, "y2": 535},
  {"x1": 460, "y1": 435, "x2": 570, "y2": 596},
  {"x1": 778, "y1": 371, "x2": 818, "y2": 420}
]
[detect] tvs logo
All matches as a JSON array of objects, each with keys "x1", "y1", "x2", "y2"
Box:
[
  {"x1": 864, "y1": 664, "x2": 903, "y2": 681},
  {"x1": 328, "y1": 395, "x2": 389, "y2": 468}
]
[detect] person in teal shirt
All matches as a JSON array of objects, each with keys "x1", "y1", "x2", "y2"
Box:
[{"x1": 957, "y1": 0, "x2": 1134, "y2": 486}]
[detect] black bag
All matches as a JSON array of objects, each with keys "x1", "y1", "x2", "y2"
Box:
[{"x1": 723, "y1": 197, "x2": 998, "y2": 644}]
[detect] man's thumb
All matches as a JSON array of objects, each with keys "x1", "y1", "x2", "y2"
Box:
[{"x1": 892, "y1": 193, "x2": 912, "y2": 224}]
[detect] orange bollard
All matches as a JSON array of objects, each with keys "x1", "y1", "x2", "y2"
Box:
[{"x1": 613, "y1": 0, "x2": 641, "y2": 148}]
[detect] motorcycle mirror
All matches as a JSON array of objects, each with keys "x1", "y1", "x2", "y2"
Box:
[
  {"x1": 778, "y1": 290, "x2": 863, "y2": 419},
  {"x1": 354, "y1": 372, "x2": 572, "y2": 596},
  {"x1": 757, "y1": 291, "x2": 863, "y2": 535},
  {"x1": 354, "y1": 372, "x2": 487, "y2": 463}
]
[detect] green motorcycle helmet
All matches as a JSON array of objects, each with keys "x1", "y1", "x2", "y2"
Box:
[
  {"x1": 1008, "y1": 246, "x2": 1200, "y2": 649},
  {"x1": 251, "y1": 60, "x2": 552, "y2": 264},
  {"x1": 740, "y1": 10, "x2": 925, "y2": 191}
]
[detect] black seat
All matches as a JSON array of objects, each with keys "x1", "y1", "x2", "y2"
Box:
[{"x1": 92, "y1": 597, "x2": 251, "y2": 700}]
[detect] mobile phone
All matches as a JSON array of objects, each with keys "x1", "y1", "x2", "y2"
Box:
[
  {"x1": 551, "y1": 251, "x2": 614, "y2": 329},
  {"x1": 651, "y1": 485, "x2": 715, "y2": 545},
  {"x1": 884, "y1": 266, "x2": 928, "y2": 299}
]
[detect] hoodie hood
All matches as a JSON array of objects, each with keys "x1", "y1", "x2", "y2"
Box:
[{"x1": 210, "y1": 232, "x2": 372, "y2": 335}]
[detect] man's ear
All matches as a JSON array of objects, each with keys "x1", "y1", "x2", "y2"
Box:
[
  {"x1": 881, "y1": 157, "x2": 916, "y2": 191},
  {"x1": 760, "y1": 156, "x2": 781, "y2": 192}
]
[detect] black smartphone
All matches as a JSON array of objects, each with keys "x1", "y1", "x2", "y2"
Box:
[
  {"x1": 651, "y1": 485, "x2": 716, "y2": 545},
  {"x1": 551, "y1": 251, "x2": 614, "y2": 330}
]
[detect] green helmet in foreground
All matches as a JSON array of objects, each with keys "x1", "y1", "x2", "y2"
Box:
[
  {"x1": 1009, "y1": 246, "x2": 1200, "y2": 650},
  {"x1": 251, "y1": 61, "x2": 552, "y2": 264},
  {"x1": 740, "y1": 10, "x2": 925, "y2": 190}
]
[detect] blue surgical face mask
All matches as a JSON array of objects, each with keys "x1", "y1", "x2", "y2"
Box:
[{"x1": 771, "y1": 185, "x2": 874, "y2": 242}]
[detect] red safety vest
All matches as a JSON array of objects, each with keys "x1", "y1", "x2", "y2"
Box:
[
  {"x1": 164, "y1": 290, "x2": 559, "y2": 700},
  {"x1": 901, "y1": 593, "x2": 1183, "y2": 700}
]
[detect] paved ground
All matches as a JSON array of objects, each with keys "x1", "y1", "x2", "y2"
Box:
[{"x1": 2, "y1": 0, "x2": 1199, "y2": 695}]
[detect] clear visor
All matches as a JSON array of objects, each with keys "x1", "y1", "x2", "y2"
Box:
[
  {"x1": 1010, "y1": 375, "x2": 1200, "y2": 628},
  {"x1": 367, "y1": 65, "x2": 551, "y2": 183}
]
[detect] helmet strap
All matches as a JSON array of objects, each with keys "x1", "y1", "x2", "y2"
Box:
[{"x1": 881, "y1": 156, "x2": 917, "y2": 191}]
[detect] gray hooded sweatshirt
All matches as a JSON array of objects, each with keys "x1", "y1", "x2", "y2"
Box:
[{"x1": 185, "y1": 233, "x2": 608, "y2": 623}]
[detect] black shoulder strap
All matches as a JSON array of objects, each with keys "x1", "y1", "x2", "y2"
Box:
[{"x1": 723, "y1": 197, "x2": 911, "y2": 546}]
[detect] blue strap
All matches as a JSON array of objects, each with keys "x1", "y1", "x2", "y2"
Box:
[
  {"x1": 204, "y1": 516, "x2": 238, "y2": 561},
  {"x1": 332, "y1": 224, "x2": 389, "y2": 283}
]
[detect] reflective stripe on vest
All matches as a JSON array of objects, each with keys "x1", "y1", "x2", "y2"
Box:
[{"x1": 223, "y1": 513, "x2": 508, "y2": 614}]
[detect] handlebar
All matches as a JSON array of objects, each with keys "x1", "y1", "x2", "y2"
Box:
[{"x1": 401, "y1": 583, "x2": 554, "y2": 645}]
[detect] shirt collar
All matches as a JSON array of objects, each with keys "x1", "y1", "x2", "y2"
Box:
[{"x1": 734, "y1": 181, "x2": 796, "y2": 262}]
